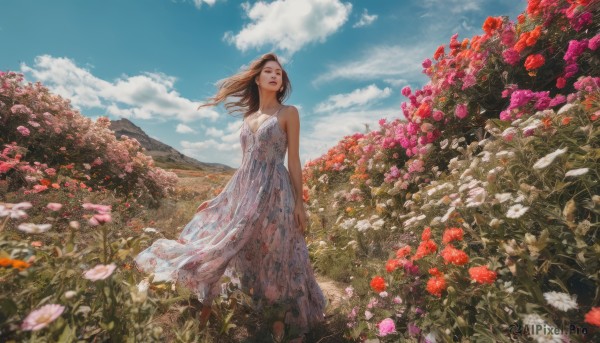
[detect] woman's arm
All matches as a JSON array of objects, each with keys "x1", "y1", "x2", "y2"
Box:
[{"x1": 285, "y1": 106, "x2": 307, "y2": 233}]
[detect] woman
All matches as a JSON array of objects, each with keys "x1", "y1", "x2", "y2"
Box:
[{"x1": 134, "y1": 53, "x2": 326, "y2": 341}]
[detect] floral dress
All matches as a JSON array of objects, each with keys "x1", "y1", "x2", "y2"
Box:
[{"x1": 134, "y1": 105, "x2": 326, "y2": 333}]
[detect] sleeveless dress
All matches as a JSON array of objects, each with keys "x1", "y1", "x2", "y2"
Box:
[{"x1": 133, "y1": 105, "x2": 326, "y2": 333}]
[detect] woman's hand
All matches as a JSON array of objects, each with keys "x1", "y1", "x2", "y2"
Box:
[
  {"x1": 293, "y1": 202, "x2": 307, "y2": 234},
  {"x1": 196, "y1": 201, "x2": 209, "y2": 213}
]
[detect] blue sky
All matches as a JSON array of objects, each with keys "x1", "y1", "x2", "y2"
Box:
[{"x1": 1, "y1": 0, "x2": 525, "y2": 168}]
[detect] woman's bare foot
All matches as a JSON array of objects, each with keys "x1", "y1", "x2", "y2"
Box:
[
  {"x1": 272, "y1": 320, "x2": 285, "y2": 342},
  {"x1": 198, "y1": 305, "x2": 212, "y2": 330}
]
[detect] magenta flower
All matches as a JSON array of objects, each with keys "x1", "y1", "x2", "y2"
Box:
[
  {"x1": 378, "y1": 318, "x2": 396, "y2": 336},
  {"x1": 589, "y1": 34, "x2": 600, "y2": 51},
  {"x1": 455, "y1": 104, "x2": 468, "y2": 119}
]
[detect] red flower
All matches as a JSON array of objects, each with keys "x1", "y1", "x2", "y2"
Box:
[
  {"x1": 483, "y1": 16, "x2": 503, "y2": 35},
  {"x1": 433, "y1": 45, "x2": 445, "y2": 60},
  {"x1": 396, "y1": 246, "x2": 411, "y2": 258},
  {"x1": 584, "y1": 307, "x2": 600, "y2": 327},
  {"x1": 468, "y1": 266, "x2": 497, "y2": 284},
  {"x1": 421, "y1": 227, "x2": 432, "y2": 241},
  {"x1": 413, "y1": 240, "x2": 438, "y2": 260},
  {"x1": 426, "y1": 274, "x2": 447, "y2": 297},
  {"x1": 524, "y1": 54, "x2": 545, "y2": 70},
  {"x1": 442, "y1": 227, "x2": 464, "y2": 244},
  {"x1": 385, "y1": 259, "x2": 400, "y2": 273},
  {"x1": 441, "y1": 245, "x2": 469, "y2": 265},
  {"x1": 556, "y1": 77, "x2": 566, "y2": 89},
  {"x1": 428, "y1": 267, "x2": 441, "y2": 276},
  {"x1": 370, "y1": 276, "x2": 386, "y2": 292}
]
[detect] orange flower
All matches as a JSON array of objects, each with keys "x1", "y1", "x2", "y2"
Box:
[
  {"x1": 40, "y1": 178, "x2": 52, "y2": 186},
  {"x1": 426, "y1": 274, "x2": 447, "y2": 297},
  {"x1": 396, "y1": 246, "x2": 411, "y2": 258},
  {"x1": 482, "y1": 16, "x2": 503, "y2": 35},
  {"x1": 584, "y1": 307, "x2": 600, "y2": 327},
  {"x1": 302, "y1": 186, "x2": 310, "y2": 203},
  {"x1": 31, "y1": 241, "x2": 43, "y2": 247},
  {"x1": 542, "y1": 116, "x2": 553, "y2": 129},
  {"x1": 442, "y1": 227, "x2": 464, "y2": 244},
  {"x1": 468, "y1": 266, "x2": 497, "y2": 284},
  {"x1": 11, "y1": 260, "x2": 31, "y2": 271},
  {"x1": 561, "y1": 117, "x2": 572, "y2": 125},
  {"x1": 385, "y1": 259, "x2": 400, "y2": 273},
  {"x1": 517, "y1": 14, "x2": 526, "y2": 24},
  {"x1": 370, "y1": 276, "x2": 386, "y2": 292},
  {"x1": 524, "y1": 54, "x2": 545, "y2": 70},
  {"x1": 0, "y1": 258, "x2": 13, "y2": 267},
  {"x1": 441, "y1": 245, "x2": 469, "y2": 265},
  {"x1": 421, "y1": 227, "x2": 432, "y2": 241}
]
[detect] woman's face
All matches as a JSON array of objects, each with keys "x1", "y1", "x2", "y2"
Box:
[{"x1": 256, "y1": 60, "x2": 283, "y2": 92}]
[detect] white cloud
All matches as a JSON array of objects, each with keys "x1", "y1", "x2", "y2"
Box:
[
  {"x1": 176, "y1": 124, "x2": 196, "y2": 133},
  {"x1": 314, "y1": 84, "x2": 391, "y2": 113},
  {"x1": 192, "y1": 0, "x2": 217, "y2": 9},
  {"x1": 181, "y1": 119, "x2": 245, "y2": 167},
  {"x1": 224, "y1": 0, "x2": 352, "y2": 56},
  {"x1": 353, "y1": 9, "x2": 377, "y2": 28},
  {"x1": 383, "y1": 78, "x2": 408, "y2": 87},
  {"x1": 20, "y1": 55, "x2": 220, "y2": 123},
  {"x1": 205, "y1": 126, "x2": 224, "y2": 137},
  {"x1": 420, "y1": 0, "x2": 481, "y2": 14},
  {"x1": 313, "y1": 44, "x2": 433, "y2": 85}
]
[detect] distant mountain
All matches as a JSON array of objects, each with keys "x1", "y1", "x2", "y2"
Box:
[{"x1": 109, "y1": 118, "x2": 234, "y2": 172}]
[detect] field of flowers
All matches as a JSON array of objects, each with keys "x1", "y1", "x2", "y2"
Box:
[
  {"x1": 303, "y1": 0, "x2": 600, "y2": 341},
  {"x1": 2, "y1": 0, "x2": 600, "y2": 342}
]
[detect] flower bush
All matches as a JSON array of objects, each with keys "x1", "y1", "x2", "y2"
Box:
[
  {"x1": 0, "y1": 71, "x2": 178, "y2": 207},
  {"x1": 303, "y1": 0, "x2": 600, "y2": 341}
]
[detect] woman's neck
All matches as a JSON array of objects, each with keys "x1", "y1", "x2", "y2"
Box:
[{"x1": 257, "y1": 93, "x2": 281, "y2": 113}]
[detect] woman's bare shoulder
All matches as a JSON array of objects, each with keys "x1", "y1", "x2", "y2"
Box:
[{"x1": 280, "y1": 105, "x2": 299, "y2": 119}]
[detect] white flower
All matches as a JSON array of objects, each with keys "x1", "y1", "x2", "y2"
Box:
[
  {"x1": 340, "y1": 218, "x2": 356, "y2": 230},
  {"x1": 355, "y1": 219, "x2": 371, "y2": 232},
  {"x1": 543, "y1": 291, "x2": 578, "y2": 311},
  {"x1": 466, "y1": 187, "x2": 487, "y2": 207},
  {"x1": 557, "y1": 103, "x2": 574, "y2": 114},
  {"x1": 318, "y1": 174, "x2": 329, "y2": 184},
  {"x1": 143, "y1": 227, "x2": 159, "y2": 233},
  {"x1": 506, "y1": 204, "x2": 529, "y2": 219},
  {"x1": 83, "y1": 263, "x2": 117, "y2": 281},
  {"x1": 365, "y1": 310, "x2": 374, "y2": 320},
  {"x1": 495, "y1": 193, "x2": 512, "y2": 203},
  {"x1": 393, "y1": 296, "x2": 403, "y2": 304},
  {"x1": 379, "y1": 291, "x2": 388, "y2": 298},
  {"x1": 64, "y1": 291, "x2": 77, "y2": 299},
  {"x1": 17, "y1": 223, "x2": 52, "y2": 234},
  {"x1": 533, "y1": 148, "x2": 568, "y2": 169},
  {"x1": 372, "y1": 219, "x2": 385, "y2": 230},
  {"x1": 21, "y1": 304, "x2": 65, "y2": 331},
  {"x1": 565, "y1": 168, "x2": 589, "y2": 177},
  {"x1": 0, "y1": 202, "x2": 33, "y2": 219}
]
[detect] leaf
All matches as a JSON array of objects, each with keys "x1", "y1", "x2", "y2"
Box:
[{"x1": 58, "y1": 324, "x2": 76, "y2": 343}]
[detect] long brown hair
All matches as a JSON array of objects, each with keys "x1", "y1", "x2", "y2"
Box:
[{"x1": 198, "y1": 53, "x2": 291, "y2": 117}]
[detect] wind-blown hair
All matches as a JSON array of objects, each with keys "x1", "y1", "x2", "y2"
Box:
[{"x1": 198, "y1": 53, "x2": 291, "y2": 117}]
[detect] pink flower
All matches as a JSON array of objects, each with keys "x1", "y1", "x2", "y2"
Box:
[
  {"x1": 422, "y1": 58, "x2": 432, "y2": 68},
  {"x1": 83, "y1": 263, "x2": 117, "y2": 281},
  {"x1": 17, "y1": 126, "x2": 30, "y2": 137},
  {"x1": 401, "y1": 86, "x2": 412, "y2": 97},
  {"x1": 455, "y1": 104, "x2": 468, "y2": 119},
  {"x1": 46, "y1": 203, "x2": 62, "y2": 211},
  {"x1": 21, "y1": 304, "x2": 65, "y2": 331},
  {"x1": 378, "y1": 318, "x2": 396, "y2": 336},
  {"x1": 502, "y1": 48, "x2": 520, "y2": 65},
  {"x1": 589, "y1": 34, "x2": 600, "y2": 51},
  {"x1": 88, "y1": 213, "x2": 112, "y2": 226}
]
